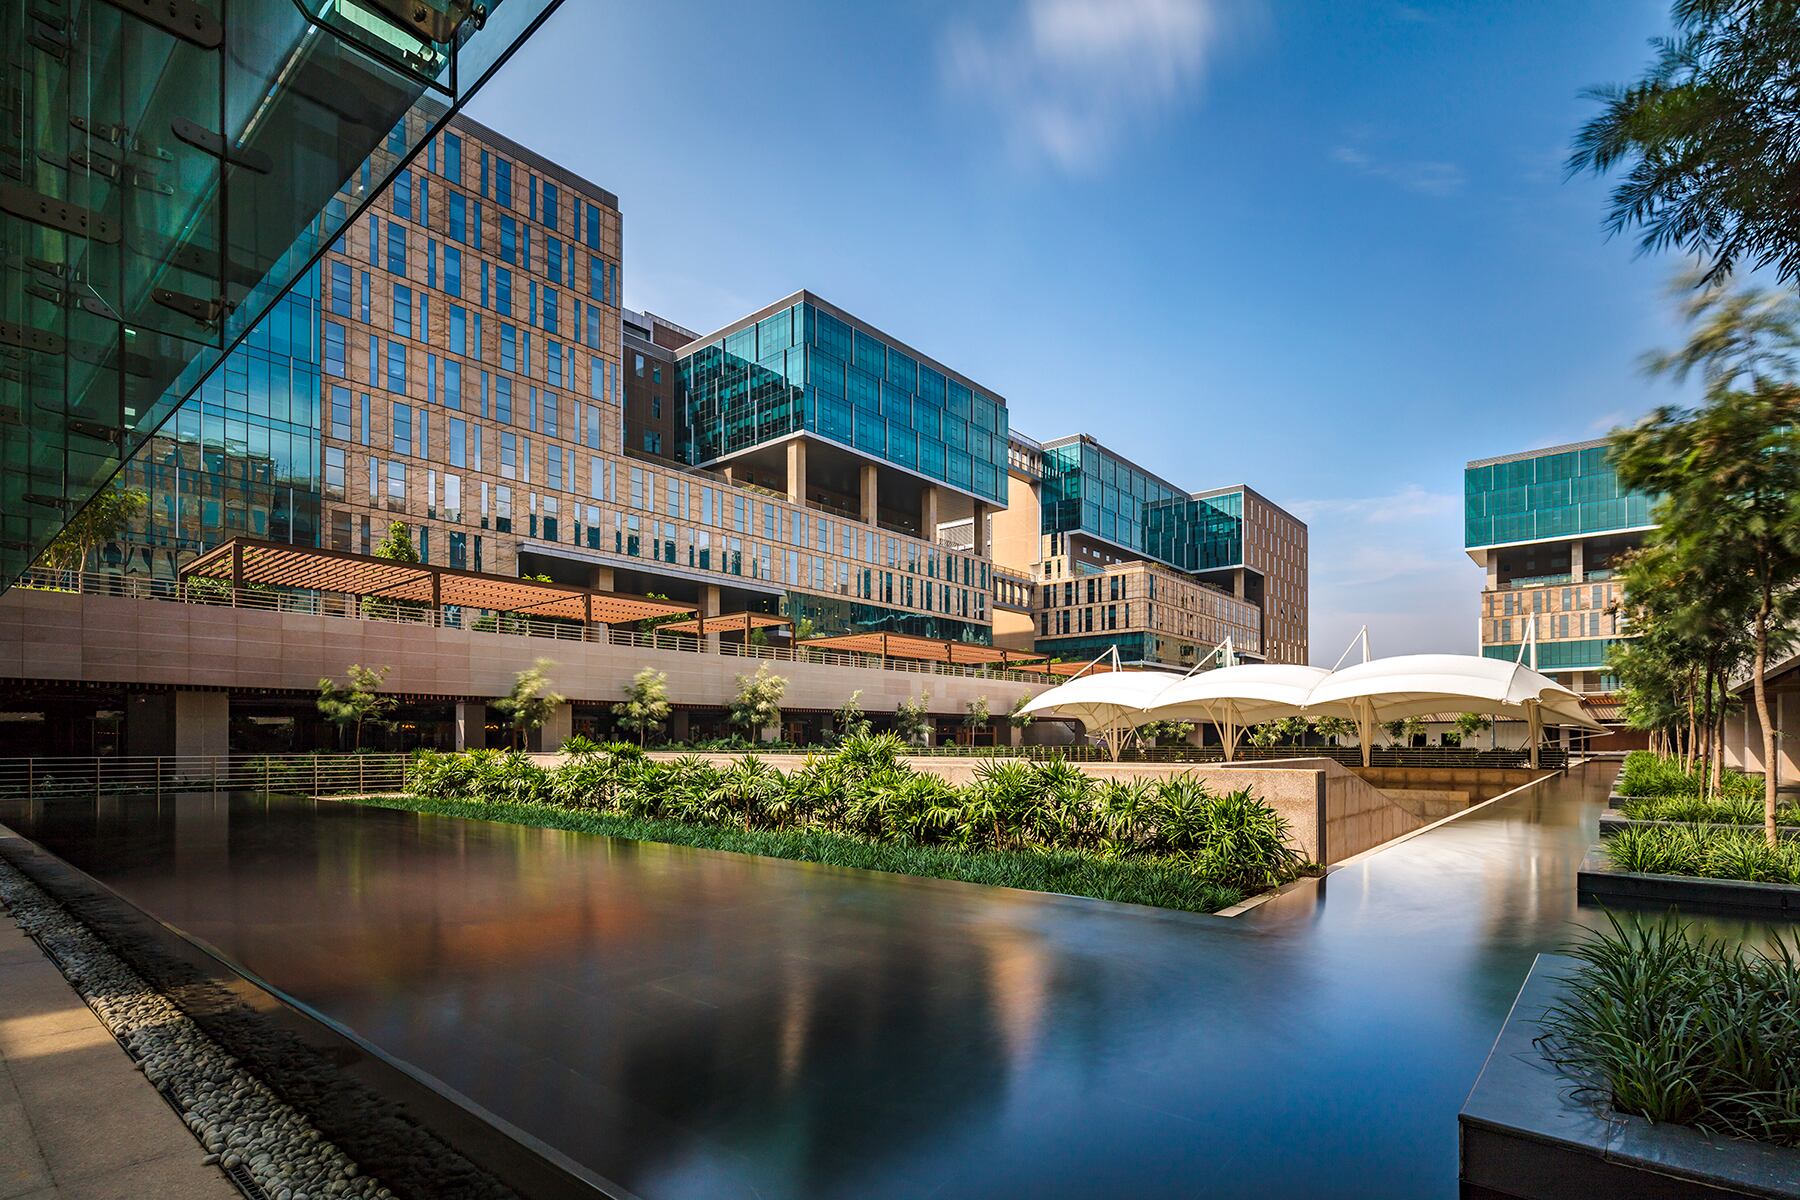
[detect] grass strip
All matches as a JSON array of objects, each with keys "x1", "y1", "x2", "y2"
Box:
[
  {"x1": 1603, "y1": 822, "x2": 1800, "y2": 884},
  {"x1": 344, "y1": 792, "x2": 1246, "y2": 915}
]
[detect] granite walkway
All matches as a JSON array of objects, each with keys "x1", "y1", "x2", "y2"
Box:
[{"x1": 0, "y1": 918, "x2": 236, "y2": 1200}]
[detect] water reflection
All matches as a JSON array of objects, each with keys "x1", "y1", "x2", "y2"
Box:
[{"x1": 0, "y1": 766, "x2": 1786, "y2": 1200}]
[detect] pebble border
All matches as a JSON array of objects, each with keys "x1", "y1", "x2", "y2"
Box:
[{"x1": 0, "y1": 855, "x2": 389, "y2": 1200}]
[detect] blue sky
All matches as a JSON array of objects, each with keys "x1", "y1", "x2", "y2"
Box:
[{"x1": 466, "y1": 0, "x2": 1695, "y2": 664}]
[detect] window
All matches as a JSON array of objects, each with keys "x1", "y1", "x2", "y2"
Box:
[
  {"x1": 392, "y1": 285, "x2": 413, "y2": 338},
  {"x1": 323, "y1": 322, "x2": 346, "y2": 375},
  {"x1": 386, "y1": 461, "x2": 408, "y2": 511},
  {"x1": 385, "y1": 340, "x2": 407, "y2": 392},
  {"x1": 495, "y1": 267, "x2": 512, "y2": 316},
  {"x1": 500, "y1": 432, "x2": 517, "y2": 480},
  {"x1": 442, "y1": 132, "x2": 462, "y2": 184},
  {"x1": 500, "y1": 324, "x2": 517, "y2": 372},
  {"x1": 392, "y1": 402, "x2": 413, "y2": 456},
  {"x1": 651, "y1": 396, "x2": 662, "y2": 419},
  {"x1": 330, "y1": 385, "x2": 351, "y2": 438},
  {"x1": 385, "y1": 221, "x2": 406, "y2": 275},
  {"x1": 499, "y1": 215, "x2": 517, "y2": 264},
  {"x1": 448, "y1": 306, "x2": 466, "y2": 356},
  {"x1": 495, "y1": 158, "x2": 512, "y2": 208},
  {"x1": 542, "y1": 288, "x2": 558, "y2": 335},
  {"x1": 443, "y1": 246, "x2": 461, "y2": 297},
  {"x1": 392, "y1": 170, "x2": 413, "y2": 220},
  {"x1": 449, "y1": 417, "x2": 467, "y2": 468},
  {"x1": 634, "y1": 352, "x2": 644, "y2": 377},
  {"x1": 495, "y1": 376, "x2": 513, "y2": 423},
  {"x1": 324, "y1": 447, "x2": 345, "y2": 499},
  {"x1": 448, "y1": 192, "x2": 467, "y2": 243},
  {"x1": 542, "y1": 181, "x2": 559, "y2": 229},
  {"x1": 329, "y1": 262, "x2": 350, "y2": 316},
  {"x1": 644, "y1": 431, "x2": 662, "y2": 454}
]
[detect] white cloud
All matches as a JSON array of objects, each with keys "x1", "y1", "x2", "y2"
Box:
[
  {"x1": 1330, "y1": 144, "x2": 1465, "y2": 197},
  {"x1": 941, "y1": 0, "x2": 1231, "y2": 172},
  {"x1": 1289, "y1": 486, "x2": 1478, "y2": 663}
]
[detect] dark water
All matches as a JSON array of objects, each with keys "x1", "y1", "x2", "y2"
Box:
[{"x1": 0, "y1": 766, "x2": 1777, "y2": 1199}]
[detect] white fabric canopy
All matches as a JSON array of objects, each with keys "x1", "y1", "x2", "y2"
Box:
[
  {"x1": 1147, "y1": 664, "x2": 1332, "y2": 762},
  {"x1": 1303, "y1": 653, "x2": 1603, "y2": 767},
  {"x1": 1018, "y1": 671, "x2": 1185, "y2": 760}
]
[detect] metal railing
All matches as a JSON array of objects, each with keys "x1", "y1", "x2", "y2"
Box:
[
  {"x1": 12, "y1": 569, "x2": 1052, "y2": 685},
  {"x1": 0, "y1": 754, "x2": 409, "y2": 802},
  {"x1": 897, "y1": 744, "x2": 1567, "y2": 768}
]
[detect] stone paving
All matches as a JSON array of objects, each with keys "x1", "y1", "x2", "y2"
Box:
[{"x1": 0, "y1": 918, "x2": 236, "y2": 1200}]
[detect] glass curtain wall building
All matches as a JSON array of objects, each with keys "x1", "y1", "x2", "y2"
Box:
[
  {"x1": 1465, "y1": 439, "x2": 1658, "y2": 692},
  {"x1": 678, "y1": 293, "x2": 1010, "y2": 507},
  {"x1": 1, "y1": 0, "x2": 569, "y2": 588},
  {"x1": 1024, "y1": 435, "x2": 1310, "y2": 665}
]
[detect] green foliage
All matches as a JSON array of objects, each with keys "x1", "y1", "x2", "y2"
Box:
[
  {"x1": 1540, "y1": 914, "x2": 1800, "y2": 1146},
  {"x1": 394, "y1": 739, "x2": 1313, "y2": 914},
  {"x1": 316, "y1": 664, "x2": 397, "y2": 751},
  {"x1": 1571, "y1": 1, "x2": 1800, "y2": 287},
  {"x1": 1617, "y1": 751, "x2": 1760, "y2": 803},
  {"x1": 1135, "y1": 719, "x2": 1194, "y2": 747},
  {"x1": 830, "y1": 690, "x2": 871, "y2": 743},
  {"x1": 373, "y1": 521, "x2": 420, "y2": 563},
  {"x1": 963, "y1": 696, "x2": 991, "y2": 728},
  {"x1": 1453, "y1": 712, "x2": 1492, "y2": 740},
  {"x1": 1008, "y1": 694, "x2": 1034, "y2": 730},
  {"x1": 894, "y1": 692, "x2": 932, "y2": 745},
  {"x1": 636, "y1": 593, "x2": 687, "y2": 634},
  {"x1": 1380, "y1": 716, "x2": 1424, "y2": 747},
  {"x1": 38, "y1": 485, "x2": 148, "y2": 572},
  {"x1": 1313, "y1": 715, "x2": 1357, "y2": 745},
  {"x1": 612, "y1": 667, "x2": 672, "y2": 746},
  {"x1": 1617, "y1": 791, "x2": 1800, "y2": 826},
  {"x1": 1604, "y1": 822, "x2": 1800, "y2": 883},
  {"x1": 493, "y1": 659, "x2": 564, "y2": 749},
  {"x1": 728, "y1": 664, "x2": 787, "y2": 737}
]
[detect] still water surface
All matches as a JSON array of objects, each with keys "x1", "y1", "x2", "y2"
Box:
[{"x1": 0, "y1": 765, "x2": 1772, "y2": 1199}]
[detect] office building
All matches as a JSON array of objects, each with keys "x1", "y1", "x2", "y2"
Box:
[
  {"x1": 985, "y1": 433, "x2": 1309, "y2": 668},
  {"x1": 1464, "y1": 438, "x2": 1656, "y2": 693},
  {"x1": 1, "y1": 0, "x2": 563, "y2": 587}
]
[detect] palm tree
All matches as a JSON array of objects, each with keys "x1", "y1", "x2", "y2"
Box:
[{"x1": 1570, "y1": 0, "x2": 1800, "y2": 287}]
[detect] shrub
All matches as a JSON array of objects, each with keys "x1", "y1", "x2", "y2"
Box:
[
  {"x1": 1540, "y1": 914, "x2": 1800, "y2": 1147},
  {"x1": 470, "y1": 751, "x2": 549, "y2": 806},
  {"x1": 1604, "y1": 823, "x2": 1800, "y2": 884},
  {"x1": 1617, "y1": 751, "x2": 1760, "y2": 803}
]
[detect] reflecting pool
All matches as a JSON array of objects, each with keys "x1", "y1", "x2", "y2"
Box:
[{"x1": 0, "y1": 766, "x2": 1772, "y2": 1199}]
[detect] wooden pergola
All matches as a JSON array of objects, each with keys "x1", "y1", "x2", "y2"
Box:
[
  {"x1": 180, "y1": 538, "x2": 694, "y2": 625},
  {"x1": 1013, "y1": 659, "x2": 1120, "y2": 677},
  {"x1": 653, "y1": 611, "x2": 792, "y2": 638},
  {"x1": 799, "y1": 631, "x2": 1047, "y2": 669}
]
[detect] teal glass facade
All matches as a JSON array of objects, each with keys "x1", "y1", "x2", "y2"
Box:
[
  {"x1": 677, "y1": 299, "x2": 1009, "y2": 504},
  {"x1": 1483, "y1": 638, "x2": 1622, "y2": 683},
  {"x1": 1465, "y1": 442, "x2": 1655, "y2": 549},
  {"x1": 1041, "y1": 439, "x2": 1243, "y2": 571},
  {"x1": 110, "y1": 268, "x2": 323, "y2": 578}
]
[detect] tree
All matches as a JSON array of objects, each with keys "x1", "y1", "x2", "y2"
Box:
[
  {"x1": 1313, "y1": 715, "x2": 1357, "y2": 746},
  {"x1": 963, "y1": 696, "x2": 991, "y2": 729},
  {"x1": 317, "y1": 664, "x2": 397, "y2": 751},
  {"x1": 494, "y1": 659, "x2": 564, "y2": 750},
  {"x1": 1135, "y1": 719, "x2": 1193, "y2": 747},
  {"x1": 1453, "y1": 713, "x2": 1493, "y2": 748},
  {"x1": 728, "y1": 664, "x2": 787, "y2": 741},
  {"x1": 830, "y1": 690, "x2": 871, "y2": 744},
  {"x1": 636, "y1": 593, "x2": 688, "y2": 635},
  {"x1": 612, "y1": 667, "x2": 671, "y2": 747},
  {"x1": 362, "y1": 522, "x2": 429, "y2": 621},
  {"x1": 37, "y1": 485, "x2": 148, "y2": 572},
  {"x1": 1381, "y1": 717, "x2": 1424, "y2": 748},
  {"x1": 373, "y1": 521, "x2": 420, "y2": 563},
  {"x1": 1008, "y1": 694, "x2": 1034, "y2": 731},
  {"x1": 1612, "y1": 279, "x2": 1800, "y2": 841},
  {"x1": 1570, "y1": 0, "x2": 1800, "y2": 287},
  {"x1": 895, "y1": 692, "x2": 932, "y2": 745}
]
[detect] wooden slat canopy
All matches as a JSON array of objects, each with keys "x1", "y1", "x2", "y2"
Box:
[
  {"x1": 654, "y1": 611, "x2": 792, "y2": 636},
  {"x1": 799, "y1": 631, "x2": 1047, "y2": 667},
  {"x1": 181, "y1": 538, "x2": 694, "y2": 624},
  {"x1": 1013, "y1": 659, "x2": 1120, "y2": 676}
]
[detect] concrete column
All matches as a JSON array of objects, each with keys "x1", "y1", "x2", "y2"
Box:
[
  {"x1": 174, "y1": 692, "x2": 229, "y2": 758},
  {"x1": 454, "y1": 701, "x2": 487, "y2": 751},
  {"x1": 536, "y1": 702, "x2": 573, "y2": 753},
  {"x1": 786, "y1": 439, "x2": 807, "y2": 505},
  {"x1": 671, "y1": 710, "x2": 691, "y2": 744},
  {"x1": 971, "y1": 501, "x2": 989, "y2": 558},
  {"x1": 1485, "y1": 553, "x2": 1499, "y2": 588},
  {"x1": 1570, "y1": 540, "x2": 1585, "y2": 583},
  {"x1": 722, "y1": 465, "x2": 736, "y2": 485},
  {"x1": 594, "y1": 566, "x2": 615, "y2": 591},
  {"x1": 702, "y1": 583, "x2": 722, "y2": 653},
  {"x1": 920, "y1": 485, "x2": 941, "y2": 541},
  {"x1": 1000, "y1": 720, "x2": 1021, "y2": 748},
  {"x1": 861, "y1": 463, "x2": 879, "y2": 525}
]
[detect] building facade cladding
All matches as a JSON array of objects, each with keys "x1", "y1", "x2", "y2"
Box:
[
  {"x1": 622, "y1": 310, "x2": 680, "y2": 461},
  {"x1": 1035, "y1": 558, "x2": 1263, "y2": 668},
  {"x1": 676, "y1": 294, "x2": 1011, "y2": 506},
  {"x1": 308, "y1": 119, "x2": 994, "y2": 642},
  {"x1": 110, "y1": 268, "x2": 324, "y2": 578},
  {"x1": 1026, "y1": 434, "x2": 1310, "y2": 665},
  {"x1": 1465, "y1": 438, "x2": 1657, "y2": 692}
]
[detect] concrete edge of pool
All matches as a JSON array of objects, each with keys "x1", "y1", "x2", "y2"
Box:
[{"x1": 0, "y1": 821, "x2": 642, "y2": 1200}]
